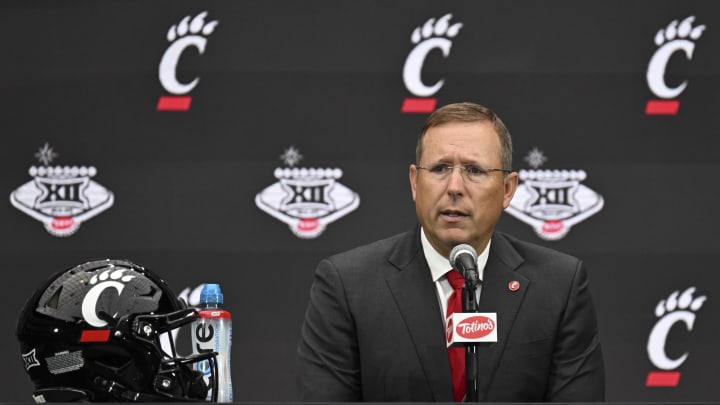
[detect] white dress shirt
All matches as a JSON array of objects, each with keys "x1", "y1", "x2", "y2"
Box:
[{"x1": 420, "y1": 228, "x2": 490, "y2": 322}]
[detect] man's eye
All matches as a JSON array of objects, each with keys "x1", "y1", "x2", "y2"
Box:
[
  {"x1": 466, "y1": 166, "x2": 486, "y2": 175},
  {"x1": 430, "y1": 164, "x2": 449, "y2": 173}
]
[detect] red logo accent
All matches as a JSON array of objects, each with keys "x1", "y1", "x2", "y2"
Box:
[
  {"x1": 199, "y1": 309, "x2": 232, "y2": 319},
  {"x1": 157, "y1": 96, "x2": 192, "y2": 111},
  {"x1": 446, "y1": 318, "x2": 454, "y2": 343},
  {"x1": 508, "y1": 281, "x2": 520, "y2": 291},
  {"x1": 645, "y1": 100, "x2": 680, "y2": 115},
  {"x1": 80, "y1": 329, "x2": 111, "y2": 342},
  {"x1": 52, "y1": 216, "x2": 75, "y2": 230},
  {"x1": 401, "y1": 98, "x2": 437, "y2": 113},
  {"x1": 542, "y1": 220, "x2": 565, "y2": 234},
  {"x1": 297, "y1": 218, "x2": 319, "y2": 231},
  {"x1": 646, "y1": 371, "x2": 681, "y2": 387},
  {"x1": 455, "y1": 316, "x2": 495, "y2": 339}
]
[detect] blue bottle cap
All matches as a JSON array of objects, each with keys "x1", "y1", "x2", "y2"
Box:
[{"x1": 200, "y1": 283, "x2": 224, "y2": 305}]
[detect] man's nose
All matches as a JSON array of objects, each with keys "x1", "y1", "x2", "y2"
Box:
[{"x1": 446, "y1": 166, "x2": 466, "y2": 195}]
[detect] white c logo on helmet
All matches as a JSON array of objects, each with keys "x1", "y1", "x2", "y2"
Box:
[{"x1": 80, "y1": 269, "x2": 135, "y2": 327}]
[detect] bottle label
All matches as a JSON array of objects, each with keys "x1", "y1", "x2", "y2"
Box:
[{"x1": 192, "y1": 310, "x2": 233, "y2": 401}]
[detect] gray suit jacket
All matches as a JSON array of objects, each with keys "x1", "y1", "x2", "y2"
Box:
[{"x1": 297, "y1": 227, "x2": 605, "y2": 402}]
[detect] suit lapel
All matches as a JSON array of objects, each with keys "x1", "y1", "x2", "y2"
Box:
[
  {"x1": 385, "y1": 228, "x2": 454, "y2": 402},
  {"x1": 474, "y1": 232, "x2": 528, "y2": 400}
]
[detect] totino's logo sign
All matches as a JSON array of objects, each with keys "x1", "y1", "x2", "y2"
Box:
[
  {"x1": 446, "y1": 313, "x2": 497, "y2": 347},
  {"x1": 157, "y1": 11, "x2": 219, "y2": 111},
  {"x1": 646, "y1": 287, "x2": 707, "y2": 387},
  {"x1": 401, "y1": 14, "x2": 463, "y2": 114},
  {"x1": 645, "y1": 16, "x2": 706, "y2": 115},
  {"x1": 456, "y1": 316, "x2": 495, "y2": 339}
]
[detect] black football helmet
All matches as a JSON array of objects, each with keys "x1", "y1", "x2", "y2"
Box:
[{"x1": 16, "y1": 259, "x2": 218, "y2": 402}]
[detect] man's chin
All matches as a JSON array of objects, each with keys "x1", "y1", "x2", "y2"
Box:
[{"x1": 437, "y1": 230, "x2": 473, "y2": 251}]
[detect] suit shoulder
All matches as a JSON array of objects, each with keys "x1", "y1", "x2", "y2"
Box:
[
  {"x1": 327, "y1": 230, "x2": 411, "y2": 266},
  {"x1": 496, "y1": 231, "x2": 581, "y2": 269}
]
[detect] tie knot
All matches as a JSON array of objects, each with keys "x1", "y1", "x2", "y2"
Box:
[{"x1": 445, "y1": 270, "x2": 465, "y2": 289}]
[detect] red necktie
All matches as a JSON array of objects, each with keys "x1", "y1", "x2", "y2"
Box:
[{"x1": 446, "y1": 270, "x2": 465, "y2": 402}]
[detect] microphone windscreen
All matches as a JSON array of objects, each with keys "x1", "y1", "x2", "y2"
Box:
[{"x1": 449, "y1": 244, "x2": 478, "y2": 269}]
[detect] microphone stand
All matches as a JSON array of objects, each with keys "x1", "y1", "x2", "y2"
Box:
[{"x1": 462, "y1": 278, "x2": 479, "y2": 402}]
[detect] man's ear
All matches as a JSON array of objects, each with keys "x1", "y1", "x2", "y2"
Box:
[
  {"x1": 409, "y1": 164, "x2": 418, "y2": 201},
  {"x1": 502, "y1": 171, "x2": 519, "y2": 208}
]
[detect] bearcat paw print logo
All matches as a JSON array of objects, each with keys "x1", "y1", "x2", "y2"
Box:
[
  {"x1": 411, "y1": 13, "x2": 463, "y2": 44},
  {"x1": 158, "y1": 10, "x2": 219, "y2": 98},
  {"x1": 646, "y1": 15, "x2": 706, "y2": 103},
  {"x1": 402, "y1": 13, "x2": 463, "y2": 98},
  {"x1": 647, "y1": 286, "x2": 707, "y2": 371},
  {"x1": 654, "y1": 287, "x2": 706, "y2": 318},
  {"x1": 654, "y1": 16, "x2": 705, "y2": 47},
  {"x1": 166, "y1": 11, "x2": 218, "y2": 43},
  {"x1": 89, "y1": 268, "x2": 136, "y2": 285}
]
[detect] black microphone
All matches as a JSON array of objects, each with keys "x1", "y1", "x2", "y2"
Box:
[
  {"x1": 448, "y1": 244, "x2": 484, "y2": 403},
  {"x1": 449, "y1": 244, "x2": 480, "y2": 289}
]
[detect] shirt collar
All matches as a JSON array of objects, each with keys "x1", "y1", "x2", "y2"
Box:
[{"x1": 420, "y1": 227, "x2": 490, "y2": 283}]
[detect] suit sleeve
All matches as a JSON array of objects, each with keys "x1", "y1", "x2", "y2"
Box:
[
  {"x1": 546, "y1": 261, "x2": 606, "y2": 402},
  {"x1": 296, "y1": 258, "x2": 362, "y2": 401}
]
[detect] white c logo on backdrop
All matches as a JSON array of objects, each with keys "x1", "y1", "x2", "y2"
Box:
[
  {"x1": 646, "y1": 40, "x2": 693, "y2": 99},
  {"x1": 646, "y1": 310, "x2": 694, "y2": 370},
  {"x1": 159, "y1": 36, "x2": 207, "y2": 95},
  {"x1": 403, "y1": 38, "x2": 452, "y2": 97}
]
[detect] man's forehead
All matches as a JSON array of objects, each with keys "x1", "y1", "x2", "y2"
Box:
[
  {"x1": 425, "y1": 121, "x2": 497, "y2": 139},
  {"x1": 423, "y1": 123, "x2": 500, "y2": 154}
]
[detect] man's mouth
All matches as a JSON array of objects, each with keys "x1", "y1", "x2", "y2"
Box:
[{"x1": 441, "y1": 210, "x2": 468, "y2": 218}]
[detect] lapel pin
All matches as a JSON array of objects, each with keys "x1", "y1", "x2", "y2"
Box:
[{"x1": 508, "y1": 281, "x2": 520, "y2": 291}]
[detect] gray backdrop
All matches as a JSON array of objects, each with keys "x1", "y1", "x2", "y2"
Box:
[{"x1": 2, "y1": 0, "x2": 719, "y2": 402}]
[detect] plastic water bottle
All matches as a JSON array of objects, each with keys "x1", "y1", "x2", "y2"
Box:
[{"x1": 191, "y1": 283, "x2": 233, "y2": 402}]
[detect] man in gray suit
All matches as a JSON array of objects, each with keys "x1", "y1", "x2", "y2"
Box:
[{"x1": 297, "y1": 102, "x2": 605, "y2": 402}]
